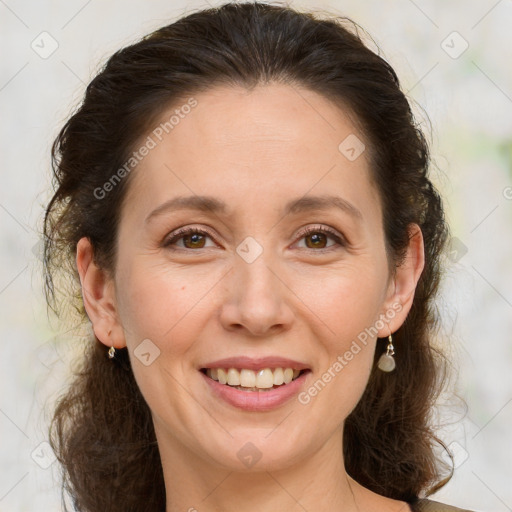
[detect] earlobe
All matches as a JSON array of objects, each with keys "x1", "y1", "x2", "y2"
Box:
[
  {"x1": 377, "y1": 223, "x2": 425, "y2": 336},
  {"x1": 76, "y1": 237, "x2": 126, "y2": 349}
]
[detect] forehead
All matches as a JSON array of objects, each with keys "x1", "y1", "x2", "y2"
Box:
[{"x1": 122, "y1": 83, "x2": 381, "y2": 223}]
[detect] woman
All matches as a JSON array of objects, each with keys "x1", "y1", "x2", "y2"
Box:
[{"x1": 44, "y1": 2, "x2": 475, "y2": 511}]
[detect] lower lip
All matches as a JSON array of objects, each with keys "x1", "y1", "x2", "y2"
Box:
[{"x1": 200, "y1": 370, "x2": 310, "y2": 412}]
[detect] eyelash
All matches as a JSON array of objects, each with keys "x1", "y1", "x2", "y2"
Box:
[{"x1": 162, "y1": 225, "x2": 346, "y2": 253}]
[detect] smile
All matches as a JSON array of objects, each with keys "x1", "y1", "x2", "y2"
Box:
[
  {"x1": 199, "y1": 365, "x2": 312, "y2": 411},
  {"x1": 201, "y1": 367, "x2": 305, "y2": 391}
]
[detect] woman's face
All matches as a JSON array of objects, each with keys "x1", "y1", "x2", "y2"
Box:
[{"x1": 83, "y1": 83, "x2": 423, "y2": 472}]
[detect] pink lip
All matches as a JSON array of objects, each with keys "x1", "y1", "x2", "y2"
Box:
[
  {"x1": 200, "y1": 369, "x2": 311, "y2": 412},
  {"x1": 200, "y1": 356, "x2": 311, "y2": 371}
]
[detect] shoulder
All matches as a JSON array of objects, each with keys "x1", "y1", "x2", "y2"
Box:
[{"x1": 410, "y1": 498, "x2": 478, "y2": 512}]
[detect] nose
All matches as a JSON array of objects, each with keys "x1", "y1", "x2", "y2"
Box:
[{"x1": 219, "y1": 251, "x2": 294, "y2": 337}]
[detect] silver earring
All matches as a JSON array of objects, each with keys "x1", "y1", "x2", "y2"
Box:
[
  {"x1": 107, "y1": 330, "x2": 115, "y2": 359},
  {"x1": 377, "y1": 333, "x2": 395, "y2": 372}
]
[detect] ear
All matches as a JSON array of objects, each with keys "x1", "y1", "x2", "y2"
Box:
[
  {"x1": 377, "y1": 223, "x2": 425, "y2": 337},
  {"x1": 76, "y1": 237, "x2": 126, "y2": 349}
]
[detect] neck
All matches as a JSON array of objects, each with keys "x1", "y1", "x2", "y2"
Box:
[{"x1": 156, "y1": 423, "x2": 361, "y2": 512}]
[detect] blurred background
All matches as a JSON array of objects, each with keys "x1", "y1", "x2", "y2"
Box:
[{"x1": 0, "y1": 0, "x2": 511, "y2": 510}]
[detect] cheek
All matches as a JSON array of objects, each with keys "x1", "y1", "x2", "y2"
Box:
[
  {"x1": 293, "y1": 263, "x2": 386, "y2": 343},
  {"x1": 293, "y1": 264, "x2": 384, "y2": 401},
  {"x1": 115, "y1": 262, "x2": 214, "y2": 418},
  {"x1": 115, "y1": 258, "x2": 218, "y2": 352}
]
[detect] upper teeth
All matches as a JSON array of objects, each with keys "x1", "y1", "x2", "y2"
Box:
[{"x1": 206, "y1": 367, "x2": 301, "y2": 389}]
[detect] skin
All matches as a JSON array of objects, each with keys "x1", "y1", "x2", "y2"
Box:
[{"x1": 76, "y1": 83, "x2": 424, "y2": 512}]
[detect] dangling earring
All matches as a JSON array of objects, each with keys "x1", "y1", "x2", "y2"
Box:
[
  {"x1": 377, "y1": 332, "x2": 395, "y2": 372},
  {"x1": 107, "y1": 330, "x2": 115, "y2": 359}
]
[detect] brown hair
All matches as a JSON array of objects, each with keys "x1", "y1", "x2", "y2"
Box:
[{"x1": 44, "y1": 2, "x2": 452, "y2": 511}]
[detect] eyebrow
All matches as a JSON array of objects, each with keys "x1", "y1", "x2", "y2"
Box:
[{"x1": 145, "y1": 194, "x2": 363, "y2": 224}]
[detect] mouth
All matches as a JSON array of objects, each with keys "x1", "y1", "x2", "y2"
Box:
[
  {"x1": 200, "y1": 367, "x2": 309, "y2": 392},
  {"x1": 199, "y1": 362, "x2": 312, "y2": 411},
  {"x1": 198, "y1": 356, "x2": 312, "y2": 411}
]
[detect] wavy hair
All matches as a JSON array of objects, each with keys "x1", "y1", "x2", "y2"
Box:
[{"x1": 44, "y1": 2, "x2": 452, "y2": 511}]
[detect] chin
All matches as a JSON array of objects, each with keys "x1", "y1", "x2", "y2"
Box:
[{"x1": 194, "y1": 426, "x2": 314, "y2": 473}]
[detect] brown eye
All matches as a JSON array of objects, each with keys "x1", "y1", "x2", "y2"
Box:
[
  {"x1": 182, "y1": 233, "x2": 206, "y2": 248},
  {"x1": 296, "y1": 226, "x2": 345, "y2": 251},
  {"x1": 163, "y1": 228, "x2": 216, "y2": 250},
  {"x1": 304, "y1": 232, "x2": 329, "y2": 249}
]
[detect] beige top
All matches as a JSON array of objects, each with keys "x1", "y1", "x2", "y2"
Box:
[{"x1": 410, "y1": 498, "x2": 476, "y2": 511}]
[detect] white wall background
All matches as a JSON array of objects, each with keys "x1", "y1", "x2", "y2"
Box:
[{"x1": 0, "y1": 0, "x2": 511, "y2": 511}]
